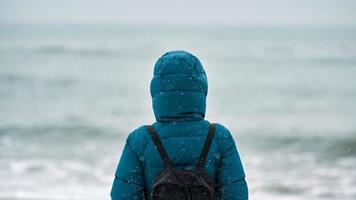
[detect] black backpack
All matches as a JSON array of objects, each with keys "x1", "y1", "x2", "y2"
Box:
[{"x1": 145, "y1": 123, "x2": 217, "y2": 200}]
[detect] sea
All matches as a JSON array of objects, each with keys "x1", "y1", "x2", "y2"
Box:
[{"x1": 0, "y1": 24, "x2": 356, "y2": 200}]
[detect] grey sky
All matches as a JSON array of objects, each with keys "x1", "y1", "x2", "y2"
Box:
[{"x1": 1, "y1": 0, "x2": 356, "y2": 25}]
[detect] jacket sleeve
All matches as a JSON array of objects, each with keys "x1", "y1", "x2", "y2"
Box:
[
  {"x1": 216, "y1": 125, "x2": 249, "y2": 200},
  {"x1": 111, "y1": 135, "x2": 145, "y2": 200}
]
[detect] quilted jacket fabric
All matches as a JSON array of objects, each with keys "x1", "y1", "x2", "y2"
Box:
[{"x1": 110, "y1": 51, "x2": 248, "y2": 200}]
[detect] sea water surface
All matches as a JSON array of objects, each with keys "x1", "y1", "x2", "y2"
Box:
[{"x1": 0, "y1": 24, "x2": 356, "y2": 200}]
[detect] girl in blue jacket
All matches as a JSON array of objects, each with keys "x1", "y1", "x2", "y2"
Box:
[{"x1": 111, "y1": 51, "x2": 248, "y2": 199}]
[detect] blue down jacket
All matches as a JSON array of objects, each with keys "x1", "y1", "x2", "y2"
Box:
[{"x1": 111, "y1": 51, "x2": 248, "y2": 199}]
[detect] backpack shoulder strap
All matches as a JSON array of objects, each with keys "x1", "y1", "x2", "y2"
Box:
[
  {"x1": 145, "y1": 125, "x2": 173, "y2": 170},
  {"x1": 197, "y1": 123, "x2": 217, "y2": 170}
]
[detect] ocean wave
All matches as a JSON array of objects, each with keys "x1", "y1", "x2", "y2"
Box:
[
  {"x1": 240, "y1": 132, "x2": 356, "y2": 158},
  {"x1": 0, "y1": 125, "x2": 115, "y2": 137},
  {"x1": 0, "y1": 45, "x2": 122, "y2": 57},
  {"x1": 0, "y1": 73, "x2": 77, "y2": 90},
  {"x1": 1, "y1": 124, "x2": 355, "y2": 159},
  {"x1": 35, "y1": 45, "x2": 120, "y2": 57}
]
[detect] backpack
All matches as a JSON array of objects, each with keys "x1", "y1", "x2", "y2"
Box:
[{"x1": 145, "y1": 123, "x2": 217, "y2": 200}]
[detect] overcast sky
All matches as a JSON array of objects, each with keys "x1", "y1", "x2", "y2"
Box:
[{"x1": 1, "y1": 0, "x2": 356, "y2": 26}]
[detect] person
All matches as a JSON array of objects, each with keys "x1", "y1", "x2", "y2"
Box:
[{"x1": 110, "y1": 50, "x2": 248, "y2": 200}]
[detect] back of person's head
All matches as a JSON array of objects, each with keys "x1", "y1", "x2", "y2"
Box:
[{"x1": 150, "y1": 50, "x2": 208, "y2": 122}]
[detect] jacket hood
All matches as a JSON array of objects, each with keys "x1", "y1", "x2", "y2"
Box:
[{"x1": 150, "y1": 51, "x2": 208, "y2": 122}]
